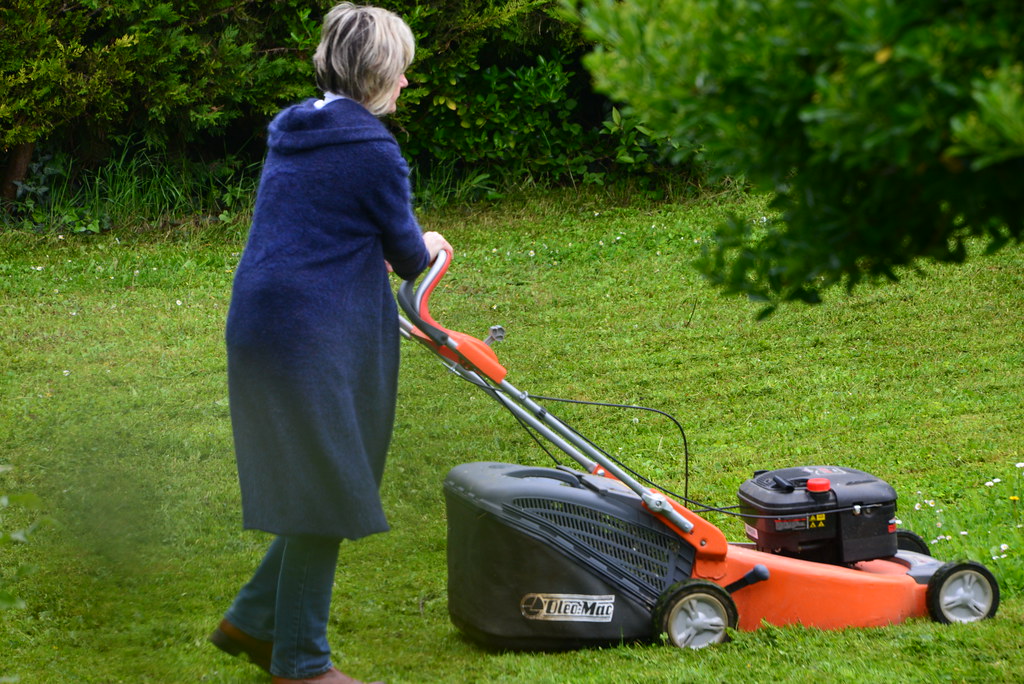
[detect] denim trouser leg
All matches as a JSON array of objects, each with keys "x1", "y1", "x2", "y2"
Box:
[
  {"x1": 272, "y1": 535, "x2": 341, "y2": 678},
  {"x1": 224, "y1": 536, "x2": 286, "y2": 642},
  {"x1": 224, "y1": 535, "x2": 342, "y2": 678}
]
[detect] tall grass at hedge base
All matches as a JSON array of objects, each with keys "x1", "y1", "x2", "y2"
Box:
[
  {"x1": 4, "y1": 124, "x2": 696, "y2": 237},
  {"x1": 1, "y1": 188, "x2": 1022, "y2": 682},
  {"x1": 1, "y1": 146, "x2": 261, "y2": 236}
]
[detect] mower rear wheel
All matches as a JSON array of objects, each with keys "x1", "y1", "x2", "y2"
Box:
[
  {"x1": 654, "y1": 580, "x2": 738, "y2": 649},
  {"x1": 926, "y1": 561, "x2": 999, "y2": 624}
]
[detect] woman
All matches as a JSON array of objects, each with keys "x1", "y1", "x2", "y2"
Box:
[{"x1": 209, "y1": 4, "x2": 450, "y2": 683}]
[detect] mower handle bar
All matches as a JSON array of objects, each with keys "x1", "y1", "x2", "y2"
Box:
[
  {"x1": 397, "y1": 248, "x2": 453, "y2": 350},
  {"x1": 397, "y1": 248, "x2": 699, "y2": 538}
]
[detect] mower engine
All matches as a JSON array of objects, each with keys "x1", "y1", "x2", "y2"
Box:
[{"x1": 738, "y1": 466, "x2": 899, "y2": 565}]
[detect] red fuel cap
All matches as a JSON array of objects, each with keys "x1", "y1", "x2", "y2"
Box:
[{"x1": 806, "y1": 477, "x2": 831, "y2": 493}]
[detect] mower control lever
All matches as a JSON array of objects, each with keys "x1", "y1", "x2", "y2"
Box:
[
  {"x1": 483, "y1": 325, "x2": 506, "y2": 346},
  {"x1": 772, "y1": 475, "x2": 796, "y2": 492},
  {"x1": 725, "y1": 564, "x2": 770, "y2": 595}
]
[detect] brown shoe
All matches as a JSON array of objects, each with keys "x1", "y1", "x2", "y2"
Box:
[
  {"x1": 208, "y1": 618, "x2": 273, "y2": 673},
  {"x1": 272, "y1": 667, "x2": 383, "y2": 684}
]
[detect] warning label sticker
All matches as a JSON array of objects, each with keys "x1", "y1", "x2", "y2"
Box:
[
  {"x1": 774, "y1": 517, "x2": 807, "y2": 531},
  {"x1": 774, "y1": 513, "x2": 829, "y2": 531}
]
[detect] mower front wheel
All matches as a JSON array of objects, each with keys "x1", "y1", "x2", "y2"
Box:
[
  {"x1": 926, "y1": 561, "x2": 999, "y2": 624},
  {"x1": 654, "y1": 580, "x2": 738, "y2": 649}
]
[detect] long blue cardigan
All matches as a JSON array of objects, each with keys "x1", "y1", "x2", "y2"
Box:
[{"x1": 225, "y1": 98, "x2": 429, "y2": 539}]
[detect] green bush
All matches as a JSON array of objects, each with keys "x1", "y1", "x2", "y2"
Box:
[
  {"x1": 403, "y1": 51, "x2": 687, "y2": 192},
  {"x1": 2, "y1": 1, "x2": 690, "y2": 221},
  {"x1": 0, "y1": 2, "x2": 133, "y2": 150},
  {"x1": 574, "y1": 0, "x2": 1024, "y2": 311},
  {"x1": 1, "y1": 1, "x2": 315, "y2": 153},
  {"x1": 0, "y1": 0, "x2": 314, "y2": 209},
  {"x1": 405, "y1": 54, "x2": 588, "y2": 183}
]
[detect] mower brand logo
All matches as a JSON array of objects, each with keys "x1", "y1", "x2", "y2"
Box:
[{"x1": 520, "y1": 593, "x2": 615, "y2": 623}]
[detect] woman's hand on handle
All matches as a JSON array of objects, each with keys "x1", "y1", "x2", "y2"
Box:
[
  {"x1": 385, "y1": 232, "x2": 451, "y2": 274},
  {"x1": 423, "y1": 231, "x2": 452, "y2": 264}
]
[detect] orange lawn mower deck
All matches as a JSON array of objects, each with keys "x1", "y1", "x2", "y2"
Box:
[{"x1": 397, "y1": 250, "x2": 999, "y2": 650}]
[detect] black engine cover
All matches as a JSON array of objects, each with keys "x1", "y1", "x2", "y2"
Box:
[{"x1": 738, "y1": 465, "x2": 898, "y2": 564}]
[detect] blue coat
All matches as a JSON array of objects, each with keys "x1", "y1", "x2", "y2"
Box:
[{"x1": 225, "y1": 98, "x2": 429, "y2": 539}]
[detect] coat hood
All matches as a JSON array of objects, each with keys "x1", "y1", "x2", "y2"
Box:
[{"x1": 266, "y1": 98, "x2": 395, "y2": 154}]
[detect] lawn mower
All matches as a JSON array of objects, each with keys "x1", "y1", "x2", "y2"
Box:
[{"x1": 397, "y1": 249, "x2": 1000, "y2": 650}]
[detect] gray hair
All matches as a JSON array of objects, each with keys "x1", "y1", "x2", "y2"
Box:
[{"x1": 312, "y1": 3, "x2": 415, "y2": 116}]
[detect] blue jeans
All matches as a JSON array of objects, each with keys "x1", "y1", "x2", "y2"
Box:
[{"x1": 225, "y1": 535, "x2": 341, "y2": 678}]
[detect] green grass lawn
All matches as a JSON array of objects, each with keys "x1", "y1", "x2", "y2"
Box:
[{"x1": 2, "y1": 188, "x2": 1022, "y2": 682}]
